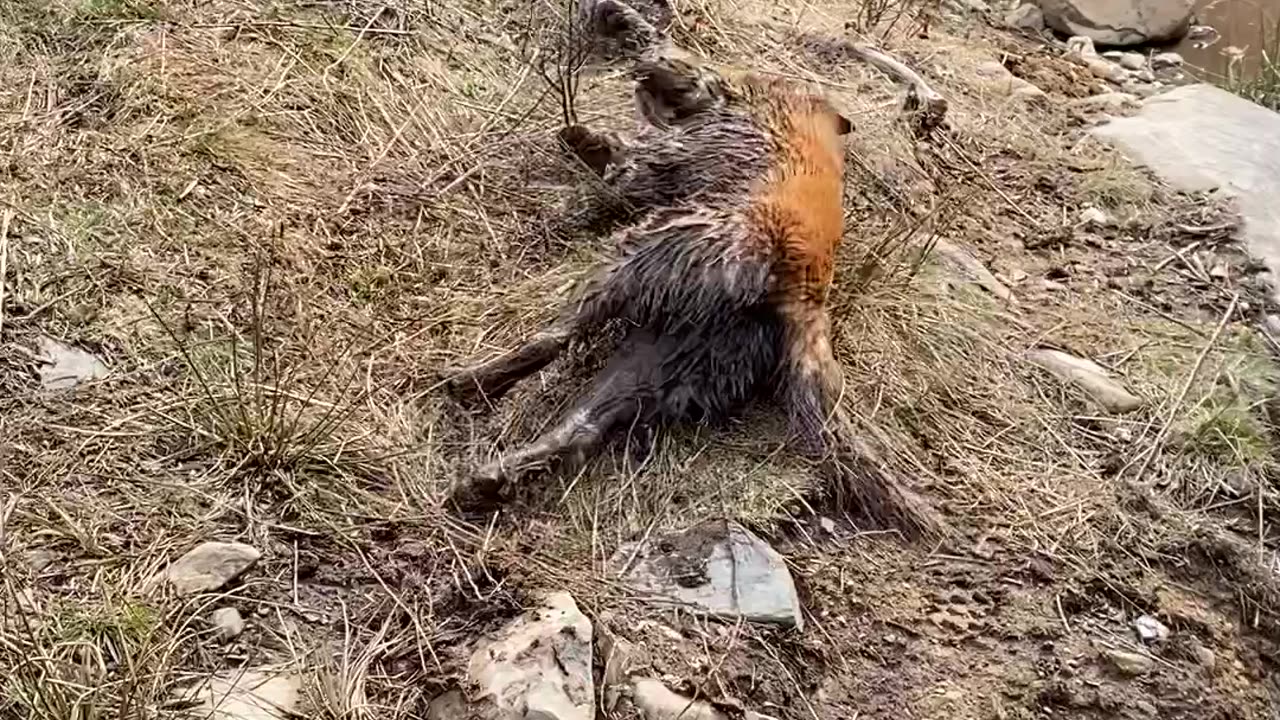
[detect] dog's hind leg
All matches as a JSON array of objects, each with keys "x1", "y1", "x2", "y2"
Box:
[{"x1": 450, "y1": 332, "x2": 667, "y2": 508}]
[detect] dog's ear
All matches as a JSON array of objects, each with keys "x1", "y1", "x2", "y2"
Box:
[{"x1": 836, "y1": 112, "x2": 853, "y2": 135}]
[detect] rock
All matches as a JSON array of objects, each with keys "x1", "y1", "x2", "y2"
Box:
[
  {"x1": 1102, "y1": 50, "x2": 1124, "y2": 60},
  {"x1": 1134, "y1": 69, "x2": 1156, "y2": 83},
  {"x1": 632, "y1": 679, "x2": 725, "y2": 720},
  {"x1": 1013, "y1": 83, "x2": 1047, "y2": 99},
  {"x1": 1041, "y1": 0, "x2": 1194, "y2": 46},
  {"x1": 1119, "y1": 52, "x2": 1146, "y2": 70},
  {"x1": 597, "y1": 619, "x2": 646, "y2": 712},
  {"x1": 1152, "y1": 51, "x2": 1184, "y2": 68},
  {"x1": 1070, "y1": 92, "x2": 1140, "y2": 111},
  {"x1": 1086, "y1": 58, "x2": 1127, "y2": 84},
  {"x1": 628, "y1": 679, "x2": 779, "y2": 720},
  {"x1": 947, "y1": 0, "x2": 990, "y2": 12},
  {"x1": 25, "y1": 548, "x2": 58, "y2": 573},
  {"x1": 1133, "y1": 614, "x2": 1169, "y2": 644},
  {"x1": 1103, "y1": 648, "x2": 1155, "y2": 676},
  {"x1": 1004, "y1": 3, "x2": 1044, "y2": 30},
  {"x1": 1066, "y1": 35, "x2": 1098, "y2": 61},
  {"x1": 1027, "y1": 349, "x2": 1144, "y2": 413},
  {"x1": 1123, "y1": 80, "x2": 1164, "y2": 98},
  {"x1": 611, "y1": 520, "x2": 803, "y2": 630},
  {"x1": 1191, "y1": 642, "x2": 1216, "y2": 671},
  {"x1": 1093, "y1": 85, "x2": 1280, "y2": 303},
  {"x1": 467, "y1": 592, "x2": 594, "y2": 720},
  {"x1": 37, "y1": 336, "x2": 109, "y2": 390},
  {"x1": 974, "y1": 60, "x2": 1047, "y2": 99},
  {"x1": 195, "y1": 670, "x2": 302, "y2": 720},
  {"x1": 974, "y1": 60, "x2": 1047, "y2": 100},
  {"x1": 933, "y1": 239, "x2": 1019, "y2": 305},
  {"x1": 161, "y1": 542, "x2": 262, "y2": 595},
  {"x1": 426, "y1": 690, "x2": 468, "y2": 720},
  {"x1": 211, "y1": 607, "x2": 245, "y2": 642},
  {"x1": 1078, "y1": 207, "x2": 1111, "y2": 226}
]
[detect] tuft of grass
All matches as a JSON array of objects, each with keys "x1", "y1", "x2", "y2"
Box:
[
  {"x1": 1225, "y1": 14, "x2": 1280, "y2": 111},
  {"x1": 1077, "y1": 158, "x2": 1155, "y2": 210},
  {"x1": 1, "y1": 579, "x2": 197, "y2": 720},
  {"x1": 149, "y1": 253, "x2": 385, "y2": 483}
]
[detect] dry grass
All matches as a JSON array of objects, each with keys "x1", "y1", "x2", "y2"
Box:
[{"x1": 3, "y1": 0, "x2": 1280, "y2": 717}]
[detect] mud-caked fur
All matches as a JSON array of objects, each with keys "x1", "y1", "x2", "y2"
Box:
[{"x1": 447, "y1": 0, "x2": 939, "y2": 540}]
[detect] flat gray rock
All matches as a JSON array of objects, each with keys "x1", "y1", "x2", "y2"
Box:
[
  {"x1": 161, "y1": 541, "x2": 261, "y2": 595},
  {"x1": 611, "y1": 520, "x2": 803, "y2": 630},
  {"x1": 194, "y1": 670, "x2": 301, "y2": 720},
  {"x1": 1093, "y1": 85, "x2": 1280, "y2": 301},
  {"x1": 37, "y1": 336, "x2": 108, "y2": 389}
]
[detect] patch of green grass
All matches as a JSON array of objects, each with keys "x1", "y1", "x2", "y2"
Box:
[
  {"x1": 1142, "y1": 327, "x2": 1280, "y2": 467},
  {"x1": 2, "y1": 584, "x2": 190, "y2": 720}
]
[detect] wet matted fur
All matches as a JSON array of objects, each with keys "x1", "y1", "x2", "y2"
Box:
[{"x1": 446, "y1": 0, "x2": 940, "y2": 540}]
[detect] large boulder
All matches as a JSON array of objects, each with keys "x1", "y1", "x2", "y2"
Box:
[{"x1": 1039, "y1": 0, "x2": 1194, "y2": 46}]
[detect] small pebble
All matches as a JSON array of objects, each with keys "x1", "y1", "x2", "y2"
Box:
[
  {"x1": 211, "y1": 607, "x2": 245, "y2": 642},
  {"x1": 1133, "y1": 614, "x2": 1169, "y2": 644}
]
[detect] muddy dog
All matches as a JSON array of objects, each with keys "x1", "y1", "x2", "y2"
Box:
[{"x1": 446, "y1": 0, "x2": 940, "y2": 539}]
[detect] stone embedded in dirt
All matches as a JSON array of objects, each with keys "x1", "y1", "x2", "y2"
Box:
[
  {"x1": 466, "y1": 591, "x2": 594, "y2": 720},
  {"x1": 1133, "y1": 614, "x2": 1169, "y2": 644},
  {"x1": 975, "y1": 60, "x2": 1047, "y2": 99},
  {"x1": 25, "y1": 548, "x2": 58, "y2": 573},
  {"x1": 211, "y1": 607, "x2": 245, "y2": 642},
  {"x1": 1070, "y1": 92, "x2": 1140, "y2": 112},
  {"x1": 1119, "y1": 52, "x2": 1147, "y2": 70},
  {"x1": 597, "y1": 617, "x2": 648, "y2": 712},
  {"x1": 36, "y1": 336, "x2": 109, "y2": 390},
  {"x1": 195, "y1": 670, "x2": 301, "y2": 720},
  {"x1": 161, "y1": 541, "x2": 262, "y2": 595},
  {"x1": 425, "y1": 690, "x2": 468, "y2": 720},
  {"x1": 1004, "y1": 3, "x2": 1044, "y2": 31},
  {"x1": 1103, "y1": 648, "x2": 1155, "y2": 676},
  {"x1": 1041, "y1": 0, "x2": 1194, "y2": 46},
  {"x1": 1152, "y1": 52, "x2": 1184, "y2": 68},
  {"x1": 1066, "y1": 35, "x2": 1098, "y2": 61},
  {"x1": 933, "y1": 239, "x2": 1019, "y2": 306},
  {"x1": 1027, "y1": 349, "x2": 1143, "y2": 413},
  {"x1": 1077, "y1": 207, "x2": 1112, "y2": 226},
  {"x1": 1191, "y1": 642, "x2": 1216, "y2": 671},
  {"x1": 1086, "y1": 58, "x2": 1127, "y2": 84},
  {"x1": 611, "y1": 520, "x2": 804, "y2": 630},
  {"x1": 629, "y1": 679, "x2": 779, "y2": 720}
]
